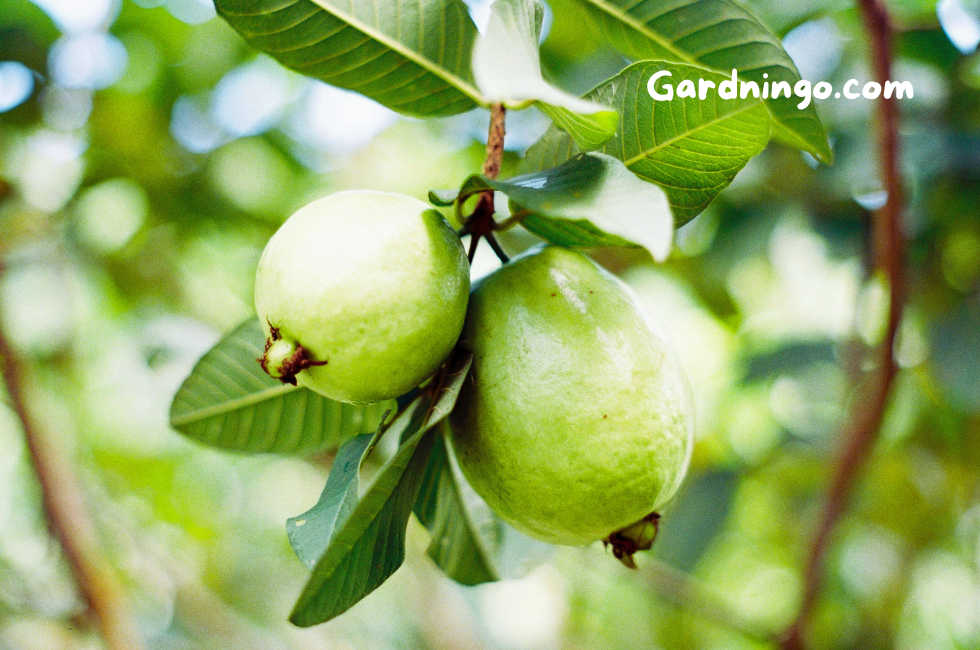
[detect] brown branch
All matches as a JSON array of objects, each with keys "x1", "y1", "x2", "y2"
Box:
[
  {"x1": 781, "y1": 1, "x2": 905, "y2": 648},
  {"x1": 0, "y1": 261, "x2": 146, "y2": 650},
  {"x1": 467, "y1": 103, "x2": 507, "y2": 264},
  {"x1": 644, "y1": 561, "x2": 779, "y2": 644}
]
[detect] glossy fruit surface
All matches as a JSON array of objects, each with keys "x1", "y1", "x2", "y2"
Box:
[
  {"x1": 449, "y1": 247, "x2": 693, "y2": 546},
  {"x1": 254, "y1": 190, "x2": 469, "y2": 404}
]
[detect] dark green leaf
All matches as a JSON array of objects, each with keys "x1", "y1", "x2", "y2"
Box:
[
  {"x1": 561, "y1": 0, "x2": 832, "y2": 162},
  {"x1": 415, "y1": 423, "x2": 500, "y2": 585},
  {"x1": 214, "y1": 0, "x2": 484, "y2": 117},
  {"x1": 169, "y1": 319, "x2": 393, "y2": 454},
  {"x1": 414, "y1": 424, "x2": 556, "y2": 585},
  {"x1": 289, "y1": 352, "x2": 472, "y2": 627},
  {"x1": 519, "y1": 61, "x2": 772, "y2": 226}
]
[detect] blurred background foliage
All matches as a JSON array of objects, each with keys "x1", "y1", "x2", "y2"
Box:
[{"x1": 0, "y1": 0, "x2": 978, "y2": 648}]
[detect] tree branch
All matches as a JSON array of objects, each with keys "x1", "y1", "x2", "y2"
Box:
[
  {"x1": 467, "y1": 104, "x2": 507, "y2": 264},
  {"x1": 0, "y1": 261, "x2": 146, "y2": 650},
  {"x1": 781, "y1": 1, "x2": 905, "y2": 647}
]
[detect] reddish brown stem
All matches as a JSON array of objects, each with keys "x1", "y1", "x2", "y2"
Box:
[
  {"x1": 482, "y1": 103, "x2": 506, "y2": 181},
  {"x1": 0, "y1": 262, "x2": 147, "y2": 650},
  {"x1": 468, "y1": 104, "x2": 507, "y2": 264},
  {"x1": 782, "y1": 0, "x2": 904, "y2": 647}
]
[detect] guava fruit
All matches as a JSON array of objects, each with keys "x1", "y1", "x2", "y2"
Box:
[
  {"x1": 449, "y1": 247, "x2": 693, "y2": 553},
  {"x1": 254, "y1": 190, "x2": 469, "y2": 404}
]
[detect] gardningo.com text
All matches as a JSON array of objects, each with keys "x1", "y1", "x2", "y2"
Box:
[{"x1": 647, "y1": 69, "x2": 913, "y2": 109}]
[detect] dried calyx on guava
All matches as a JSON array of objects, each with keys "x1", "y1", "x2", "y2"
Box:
[
  {"x1": 254, "y1": 190, "x2": 470, "y2": 404},
  {"x1": 449, "y1": 246, "x2": 693, "y2": 564}
]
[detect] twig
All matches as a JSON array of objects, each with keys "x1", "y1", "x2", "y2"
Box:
[
  {"x1": 644, "y1": 560, "x2": 779, "y2": 644},
  {"x1": 781, "y1": 0, "x2": 905, "y2": 647},
  {"x1": 484, "y1": 232, "x2": 510, "y2": 264},
  {"x1": 482, "y1": 103, "x2": 506, "y2": 181},
  {"x1": 0, "y1": 261, "x2": 146, "y2": 650},
  {"x1": 466, "y1": 104, "x2": 507, "y2": 263}
]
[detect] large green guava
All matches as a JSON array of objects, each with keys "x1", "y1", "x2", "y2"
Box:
[
  {"x1": 254, "y1": 190, "x2": 469, "y2": 404},
  {"x1": 449, "y1": 246, "x2": 693, "y2": 549}
]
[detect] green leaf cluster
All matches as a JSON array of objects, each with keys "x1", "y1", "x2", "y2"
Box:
[{"x1": 213, "y1": 0, "x2": 830, "y2": 259}]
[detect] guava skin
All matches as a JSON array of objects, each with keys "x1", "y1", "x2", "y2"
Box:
[
  {"x1": 254, "y1": 190, "x2": 470, "y2": 404},
  {"x1": 449, "y1": 247, "x2": 694, "y2": 546}
]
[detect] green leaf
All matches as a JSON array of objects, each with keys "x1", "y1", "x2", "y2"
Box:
[
  {"x1": 560, "y1": 0, "x2": 832, "y2": 162},
  {"x1": 500, "y1": 152, "x2": 676, "y2": 259},
  {"x1": 214, "y1": 0, "x2": 484, "y2": 117},
  {"x1": 519, "y1": 61, "x2": 771, "y2": 226},
  {"x1": 414, "y1": 423, "x2": 500, "y2": 585},
  {"x1": 289, "y1": 352, "x2": 472, "y2": 627},
  {"x1": 414, "y1": 424, "x2": 556, "y2": 585},
  {"x1": 427, "y1": 189, "x2": 460, "y2": 207},
  {"x1": 169, "y1": 319, "x2": 393, "y2": 454},
  {"x1": 473, "y1": 0, "x2": 617, "y2": 147},
  {"x1": 287, "y1": 430, "x2": 383, "y2": 569},
  {"x1": 449, "y1": 152, "x2": 673, "y2": 259}
]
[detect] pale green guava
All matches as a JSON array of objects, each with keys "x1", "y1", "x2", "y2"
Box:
[
  {"x1": 254, "y1": 190, "x2": 469, "y2": 404},
  {"x1": 449, "y1": 246, "x2": 694, "y2": 548}
]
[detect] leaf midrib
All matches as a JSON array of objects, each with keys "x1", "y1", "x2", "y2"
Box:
[
  {"x1": 308, "y1": 0, "x2": 486, "y2": 105},
  {"x1": 171, "y1": 383, "x2": 299, "y2": 427},
  {"x1": 620, "y1": 101, "x2": 767, "y2": 168}
]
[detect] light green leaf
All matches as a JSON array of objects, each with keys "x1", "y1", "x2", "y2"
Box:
[
  {"x1": 289, "y1": 352, "x2": 472, "y2": 627},
  {"x1": 169, "y1": 319, "x2": 393, "y2": 455},
  {"x1": 503, "y1": 152, "x2": 675, "y2": 260},
  {"x1": 214, "y1": 0, "x2": 484, "y2": 117},
  {"x1": 519, "y1": 61, "x2": 771, "y2": 226},
  {"x1": 443, "y1": 152, "x2": 674, "y2": 258},
  {"x1": 473, "y1": 0, "x2": 617, "y2": 147},
  {"x1": 559, "y1": 0, "x2": 831, "y2": 162}
]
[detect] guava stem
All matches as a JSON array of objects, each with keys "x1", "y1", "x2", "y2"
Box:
[
  {"x1": 465, "y1": 104, "x2": 508, "y2": 265},
  {"x1": 604, "y1": 512, "x2": 660, "y2": 569}
]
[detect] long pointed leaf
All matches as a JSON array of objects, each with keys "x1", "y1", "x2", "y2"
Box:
[
  {"x1": 287, "y1": 431, "x2": 379, "y2": 569},
  {"x1": 519, "y1": 61, "x2": 771, "y2": 226},
  {"x1": 215, "y1": 0, "x2": 484, "y2": 117},
  {"x1": 289, "y1": 352, "x2": 472, "y2": 627},
  {"x1": 559, "y1": 0, "x2": 832, "y2": 162}
]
